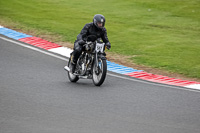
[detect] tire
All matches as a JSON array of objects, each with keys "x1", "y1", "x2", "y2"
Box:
[
  {"x1": 67, "y1": 58, "x2": 79, "y2": 82},
  {"x1": 92, "y1": 58, "x2": 107, "y2": 86}
]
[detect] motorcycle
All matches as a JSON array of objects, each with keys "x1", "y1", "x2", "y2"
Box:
[{"x1": 64, "y1": 35, "x2": 109, "y2": 86}]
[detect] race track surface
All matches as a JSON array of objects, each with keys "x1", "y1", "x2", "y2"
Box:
[{"x1": 0, "y1": 36, "x2": 200, "y2": 133}]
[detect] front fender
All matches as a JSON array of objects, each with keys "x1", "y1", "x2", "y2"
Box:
[{"x1": 98, "y1": 54, "x2": 107, "y2": 60}]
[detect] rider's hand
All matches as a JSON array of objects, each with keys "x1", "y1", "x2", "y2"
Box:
[
  {"x1": 106, "y1": 42, "x2": 111, "y2": 50},
  {"x1": 78, "y1": 40, "x2": 86, "y2": 46}
]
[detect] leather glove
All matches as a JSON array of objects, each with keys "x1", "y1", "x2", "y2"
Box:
[
  {"x1": 78, "y1": 40, "x2": 86, "y2": 46},
  {"x1": 106, "y1": 42, "x2": 111, "y2": 50}
]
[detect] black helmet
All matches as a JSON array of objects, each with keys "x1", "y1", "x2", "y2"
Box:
[{"x1": 93, "y1": 14, "x2": 106, "y2": 29}]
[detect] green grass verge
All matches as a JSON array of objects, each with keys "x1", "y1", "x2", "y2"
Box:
[{"x1": 0, "y1": 0, "x2": 200, "y2": 78}]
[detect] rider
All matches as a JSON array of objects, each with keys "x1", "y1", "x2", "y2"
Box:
[{"x1": 71, "y1": 14, "x2": 111, "y2": 73}]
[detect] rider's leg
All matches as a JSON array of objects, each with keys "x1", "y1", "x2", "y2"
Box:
[{"x1": 71, "y1": 41, "x2": 83, "y2": 73}]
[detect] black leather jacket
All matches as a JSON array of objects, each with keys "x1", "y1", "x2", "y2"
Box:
[{"x1": 76, "y1": 22, "x2": 110, "y2": 44}]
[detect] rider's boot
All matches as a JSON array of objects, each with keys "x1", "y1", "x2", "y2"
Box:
[
  {"x1": 71, "y1": 45, "x2": 82, "y2": 73},
  {"x1": 71, "y1": 54, "x2": 76, "y2": 74},
  {"x1": 71, "y1": 63, "x2": 76, "y2": 74}
]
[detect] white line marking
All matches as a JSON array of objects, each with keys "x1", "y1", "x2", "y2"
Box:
[
  {"x1": 185, "y1": 84, "x2": 200, "y2": 90},
  {"x1": 1, "y1": 36, "x2": 200, "y2": 93},
  {"x1": 48, "y1": 47, "x2": 72, "y2": 58},
  {"x1": 0, "y1": 36, "x2": 67, "y2": 61},
  {"x1": 107, "y1": 73, "x2": 200, "y2": 92}
]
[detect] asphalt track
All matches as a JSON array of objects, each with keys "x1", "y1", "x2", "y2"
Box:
[{"x1": 0, "y1": 36, "x2": 200, "y2": 133}]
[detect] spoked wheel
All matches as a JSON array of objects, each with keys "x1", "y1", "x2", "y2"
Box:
[
  {"x1": 92, "y1": 58, "x2": 107, "y2": 86},
  {"x1": 67, "y1": 58, "x2": 79, "y2": 82}
]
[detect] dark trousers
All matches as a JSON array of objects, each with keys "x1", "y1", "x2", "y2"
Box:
[{"x1": 72, "y1": 40, "x2": 85, "y2": 64}]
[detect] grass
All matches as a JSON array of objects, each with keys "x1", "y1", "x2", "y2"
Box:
[{"x1": 0, "y1": 0, "x2": 200, "y2": 78}]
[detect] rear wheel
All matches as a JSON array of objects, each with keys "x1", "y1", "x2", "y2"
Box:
[
  {"x1": 67, "y1": 58, "x2": 79, "y2": 82},
  {"x1": 92, "y1": 58, "x2": 107, "y2": 86}
]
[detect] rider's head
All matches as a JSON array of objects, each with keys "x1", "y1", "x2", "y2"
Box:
[{"x1": 93, "y1": 14, "x2": 105, "y2": 29}]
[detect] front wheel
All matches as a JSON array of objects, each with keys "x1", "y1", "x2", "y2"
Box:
[
  {"x1": 92, "y1": 58, "x2": 107, "y2": 86},
  {"x1": 67, "y1": 57, "x2": 79, "y2": 82}
]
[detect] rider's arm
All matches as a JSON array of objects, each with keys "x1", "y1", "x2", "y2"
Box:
[
  {"x1": 101, "y1": 28, "x2": 109, "y2": 44},
  {"x1": 78, "y1": 23, "x2": 92, "y2": 41},
  {"x1": 101, "y1": 28, "x2": 111, "y2": 49}
]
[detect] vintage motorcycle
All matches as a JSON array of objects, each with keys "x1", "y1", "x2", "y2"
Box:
[{"x1": 64, "y1": 35, "x2": 109, "y2": 86}]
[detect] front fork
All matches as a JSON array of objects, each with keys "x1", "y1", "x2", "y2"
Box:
[
  {"x1": 94, "y1": 52, "x2": 99, "y2": 74},
  {"x1": 94, "y1": 52, "x2": 106, "y2": 74}
]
